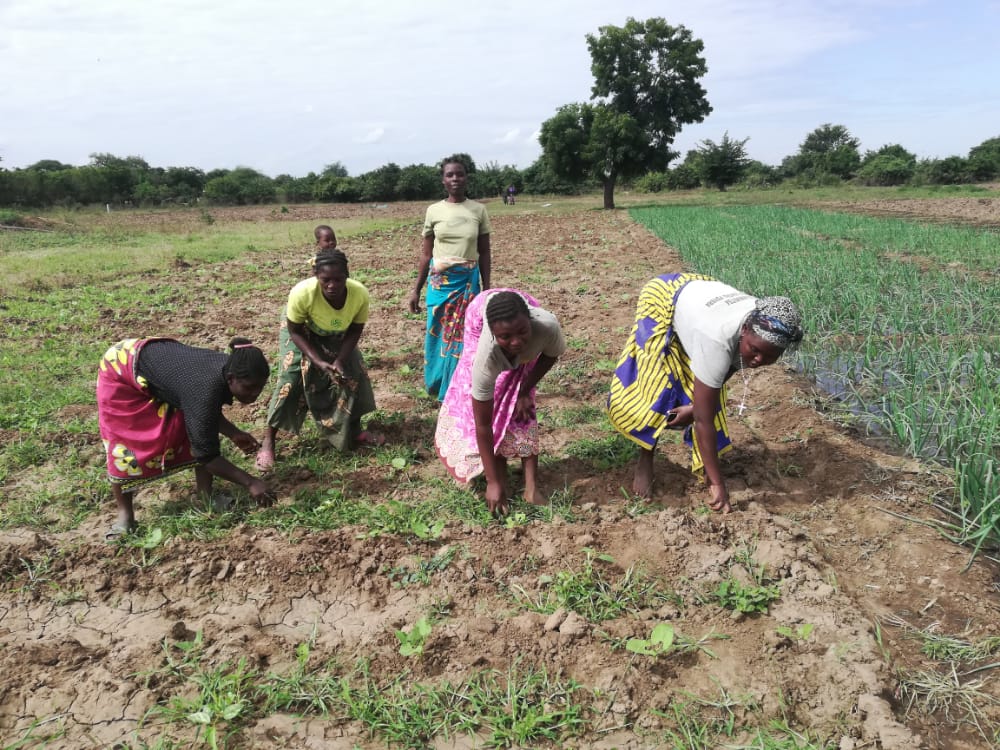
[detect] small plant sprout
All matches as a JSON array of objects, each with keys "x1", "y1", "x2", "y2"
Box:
[
  {"x1": 409, "y1": 519, "x2": 445, "y2": 540},
  {"x1": 775, "y1": 623, "x2": 815, "y2": 642},
  {"x1": 504, "y1": 511, "x2": 529, "y2": 528},
  {"x1": 714, "y1": 578, "x2": 781, "y2": 614},
  {"x1": 616, "y1": 623, "x2": 728, "y2": 659},
  {"x1": 626, "y1": 622, "x2": 675, "y2": 655},
  {"x1": 395, "y1": 616, "x2": 432, "y2": 657}
]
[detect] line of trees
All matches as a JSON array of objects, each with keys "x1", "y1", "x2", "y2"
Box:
[
  {"x1": 632, "y1": 127, "x2": 1000, "y2": 194},
  {"x1": 3, "y1": 128, "x2": 998, "y2": 211},
  {"x1": 0, "y1": 152, "x2": 570, "y2": 209}
]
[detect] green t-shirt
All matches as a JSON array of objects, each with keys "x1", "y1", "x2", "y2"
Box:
[
  {"x1": 286, "y1": 277, "x2": 370, "y2": 336},
  {"x1": 422, "y1": 199, "x2": 491, "y2": 263}
]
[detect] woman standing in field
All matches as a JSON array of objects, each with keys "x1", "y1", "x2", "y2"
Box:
[
  {"x1": 97, "y1": 336, "x2": 276, "y2": 538},
  {"x1": 407, "y1": 155, "x2": 492, "y2": 401},
  {"x1": 256, "y1": 249, "x2": 380, "y2": 471},
  {"x1": 436, "y1": 289, "x2": 566, "y2": 515},
  {"x1": 607, "y1": 274, "x2": 803, "y2": 513}
]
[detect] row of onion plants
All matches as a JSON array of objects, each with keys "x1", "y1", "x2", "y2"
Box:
[{"x1": 631, "y1": 204, "x2": 1000, "y2": 563}]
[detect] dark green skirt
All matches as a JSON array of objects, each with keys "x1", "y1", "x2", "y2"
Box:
[{"x1": 265, "y1": 323, "x2": 376, "y2": 451}]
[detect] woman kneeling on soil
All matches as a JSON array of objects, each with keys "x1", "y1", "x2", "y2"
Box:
[
  {"x1": 97, "y1": 336, "x2": 276, "y2": 538},
  {"x1": 435, "y1": 290, "x2": 566, "y2": 515},
  {"x1": 607, "y1": 274, "x2": 803, "y2": 513},
  {"x1": 256, "y1": 249, "x2": 381, "y2": 471}
]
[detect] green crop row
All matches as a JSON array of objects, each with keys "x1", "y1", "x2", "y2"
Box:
[{"x1": 630, "y1": 204, "x2": 1000, "y2": 562}]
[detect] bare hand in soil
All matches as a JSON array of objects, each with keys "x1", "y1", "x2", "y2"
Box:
[
  {"x1": 486, "y1": 479, "x2": 509, "y2": 516},
  {"x1": 707, "y1": 483, "x2": 732, "y2": 514},
  {"x1": 249, "y1": 479, "x2": 277, "y2": 507},
  {"x1": 407, "y1": 291, "x2": 421, "y2": 314}
]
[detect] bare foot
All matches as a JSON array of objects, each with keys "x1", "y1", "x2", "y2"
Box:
[
  {"x1": 633, "y1": 449, "x2": 654, "y2": 497},
  {"x1": 356, "y1": 430, "x2": 386, "y2": 447},
  {"x1": 523, "y1": 485, "x2": 545, "y2": 506},
  {"x1": 255, "y1": 445, "x2": 275, "y2": 472}
]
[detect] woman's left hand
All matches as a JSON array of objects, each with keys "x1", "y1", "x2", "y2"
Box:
[
  {"x1": 667, "y1": 404, "x2": 694, "y2": 428},
  {"x1": 231, "y1": 430, "x2": 260, "y2": 455},
  {"x1": 513, "y1": 393, "x2": 535, "y2": 423},
  {"x1": 322, "y1": 360, "x2": 345, "y2": 383}
]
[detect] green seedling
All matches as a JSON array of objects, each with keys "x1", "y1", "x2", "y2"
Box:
[
  {"x1": 125, "y1": 526, "x2": 165, "y2": 550},
  {"x1": 390, "y1": 457, "x2": 407, "y2": 471},
  {"x1": 626, "y1": 622, "x2": 675, "y2": 655},
  {"x1": 775, "y1": 623, "x2": 814, "y2": 642},
  {"x1": 504, "y1": 511, "x2": 529, "y2": 528},
  {"x1": 714, "y1": 578, "x2": 781, "y2": 614},
  {"x1": 395, "y1": 617, "x2": 432, "y2": 657},
  {"x1": 410, "y1": 519, "x2": 444, "y2": 540}
]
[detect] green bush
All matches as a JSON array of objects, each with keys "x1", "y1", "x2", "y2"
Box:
[
  {"x1": 857, "y1": 155, "x2": 915, "y2": 186},
  {"x1": 0, "y1": 208, "x2": 24, "y2": 225},
  {"x1": 911, "y1": 157, "x2": 971, "y2": 186},
  {"x1": 633, "y1": 171, "x2": 670, "y2": 193}
]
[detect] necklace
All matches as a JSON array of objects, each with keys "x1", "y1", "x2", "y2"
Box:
[{"x1": 736, "y1": 338, "x2": 752, "y2": 416}]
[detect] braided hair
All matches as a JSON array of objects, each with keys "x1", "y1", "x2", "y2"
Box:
[
  {"x1": 224, "y1": 337, "x2": 270, "y2": 381},
  {"x1": 485, "y1": 291, "x2": 530, "y2": 327},
  {"x1": 312, "y1": 248, "x2": 350, "y2": 276}
]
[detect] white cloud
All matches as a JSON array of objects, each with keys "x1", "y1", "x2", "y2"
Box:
[
  {"x1": 0, "y1": 0, "x2": 996, "y2": 172},
  {"x1": 494, "y1": 129, "x2": 521, "y2": 144},
  {"x1": 355, "y1": 128, "x2": 386, "y2": 145}
]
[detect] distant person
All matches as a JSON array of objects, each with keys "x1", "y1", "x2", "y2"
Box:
[
  {"x1": 407, "y1": 155, "x2": 492, "y2": 401},
  {"x1": 436, "y1": 289, "x2": 565, "y2": 516},
  {"x1": 97, "y1": 337, "x2": 276, "y2": 539},
  {"x1": 607, "y1": 274, "x2": 804, "y2": 513},
  {"x1": 506, "y1": 185, "x2": 516, "y2": 205},
  {"x1": 256, "y1": 249, "x2": 381, "y2": 472}
]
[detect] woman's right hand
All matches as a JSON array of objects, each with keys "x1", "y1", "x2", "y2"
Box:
[
  {"x1": 407, "y1": 290, "x2": 421, "y2": 314},
  {"x1": 248, "y1": 478, "x2": 277, "y2": 506},
  {"x1": 485, "y1": 479, "x2": 508, "y2": 516},
  {"x1": 707, "y1": 483, "x2": 732, "y2": 514}
]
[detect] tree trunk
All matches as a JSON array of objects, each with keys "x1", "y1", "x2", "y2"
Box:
[{"x1": 602, "y1": 175, "x2": 616, "y2": 209}]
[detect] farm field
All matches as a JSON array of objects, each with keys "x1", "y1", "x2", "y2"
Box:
[{"x1": 1, "y1": 191, "x2": 999, "y2": 749}]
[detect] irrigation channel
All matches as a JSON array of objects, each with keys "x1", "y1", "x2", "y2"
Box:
[{"x1": 629, "y1": 204, "x2": 1000, "y2": 562}]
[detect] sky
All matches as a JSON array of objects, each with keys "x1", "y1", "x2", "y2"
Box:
[{"x1": 1, "y1": 0, "x2": 998, "y2": 177}]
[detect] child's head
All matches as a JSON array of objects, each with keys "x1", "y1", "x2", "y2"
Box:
[{"x1": 314, "y1": 225, "x2": 337, "y2": 249}]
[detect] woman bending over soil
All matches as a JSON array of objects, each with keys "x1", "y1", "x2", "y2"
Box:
[
  {"x1": 436, "y1": 289, "x2": 565, "y2": 515},
  {"x1": 607, "y1": 274, "x2": 804, "y2": 513},
  {"x1": 97, "y1": 336, "x2": 276, "y2": 538}
]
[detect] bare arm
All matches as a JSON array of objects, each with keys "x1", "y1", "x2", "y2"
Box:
[
  {"x1": 472, "y1": 396, "x2": 507, "y2": 514},
  {"x1": 513, "y1": 353, "x2": 557, "y2": 422},
  {"x1": 333, "y1": 322, "x2": 364, "y2": 375},
  {"x1": 408, "y1": 234, "x2": 434, "y2": 313},
  {"x1": 219, "y1": 415, "x2": 259, "y2": 454},
  {"x1": 478, "y1": 233, "x2": 491, "y2": 290},
  {"x1": 692, "y1": 377, "x2": 731, "y2": 513},
  {"x1": 201, "y1": 455, "x2": 275, "y2": 504},
  {"x1": 287, "y1": 320, "x2": 331, "y2": 373}
]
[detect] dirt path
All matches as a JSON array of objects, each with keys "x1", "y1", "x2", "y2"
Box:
[{"x1": 1, "y1": 200, "x2": 998, "y2": 748}]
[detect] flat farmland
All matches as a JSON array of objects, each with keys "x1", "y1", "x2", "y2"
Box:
[{"x1": 1, "y1": 192, "x2": 998, "y2": 749}]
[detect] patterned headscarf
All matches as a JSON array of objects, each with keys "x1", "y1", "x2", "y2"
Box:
[{"x1": 748, "y1": 297, "x2": 804, "y2": 350}]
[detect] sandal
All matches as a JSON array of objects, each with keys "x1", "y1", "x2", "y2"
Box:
[
  {"x1": 255, "y1": 446, "x2": 275, "y2": 472},
  {"x1": 356, "y1": 431, "x2": 386, "y2": 447}
]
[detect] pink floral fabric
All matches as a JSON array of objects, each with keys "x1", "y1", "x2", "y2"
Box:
[{"x1": 435, "y1": 289, "x2": 541, "y2": 482}]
